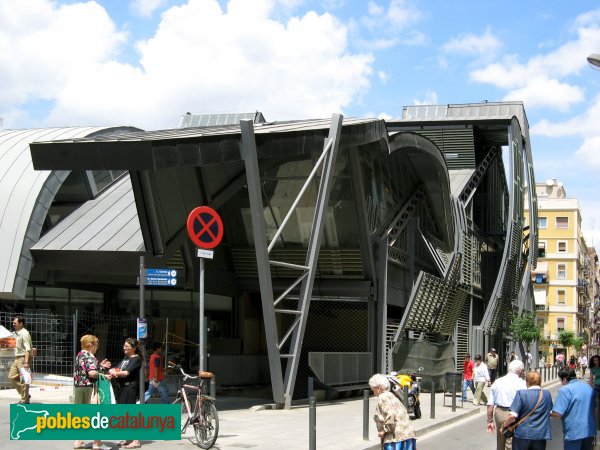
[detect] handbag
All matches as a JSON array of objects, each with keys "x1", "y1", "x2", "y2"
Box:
[
  {"x1": 91, "y1": 374, "x2": 115, "y2": 404},
  {"x1": 501, "y1": 389, "x2": 544, "y2": 439}
]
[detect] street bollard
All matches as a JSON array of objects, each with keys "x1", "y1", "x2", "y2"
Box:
[
  {"x1": 430, "y1": 381, "x2": 435, "y2": 419},
  {"x1": 309, "y1": 396, "x2": 316, "y2": 450},
  {"x1": 210, "y1": 375, "x2": 216, "y2": 398},
  {"x1": 404, "y1": 385, "x2": 409, "y2": 410},
  {"x1": 451, "y1": 377, "x2": 456, "y2": 412},
  {"x1": 363, "y1": 389, "x2": 369, "y2": 440},
  {"x1": 308, "y1": 376, "x2": 314, "y2": 400}
]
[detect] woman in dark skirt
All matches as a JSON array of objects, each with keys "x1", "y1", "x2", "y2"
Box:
[{"x1": 109, "y1": 337, "x2": 142, "y2": 449}]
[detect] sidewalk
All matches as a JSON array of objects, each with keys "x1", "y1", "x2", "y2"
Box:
[{"x1": 0, "y1": 377, "x2": 562, "y2": 450}]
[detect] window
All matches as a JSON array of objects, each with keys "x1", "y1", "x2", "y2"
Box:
[
  {"x1": 557, "y1": 241, "x2": 567, "y2": 253},
  {"x1": 556, "y1": 217, "x2": 569, "y2": 229},
  {"x1": 538, "y1": 242, "x2": 546, "y2": 258},
  {"x1": 556, "y1": 317, "x2": 565, "y2": 332},
  {"x1": 557, "y1": 264, "x2": 567, "y2": 279},
  {"x1": 538, "y1": 217, "x2": 547, "y2": 229},
  {"x1": 557, "y1": 289, "x2": 566, "y2": 304}
]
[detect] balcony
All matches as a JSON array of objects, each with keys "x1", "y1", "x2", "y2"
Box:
[{"x1": 532, "y1": 262, "x2": 549, "y2": 285}]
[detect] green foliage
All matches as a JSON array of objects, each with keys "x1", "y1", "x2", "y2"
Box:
[
  {"x1": 572, "y1": 336, "x2": 585, "y2": 351},
  {"x1": 557, "y1": 330, "x2": 576, "y2": 349},
  {"x1": 508, "y1": 312, "x2": 542, "y2": 349}
]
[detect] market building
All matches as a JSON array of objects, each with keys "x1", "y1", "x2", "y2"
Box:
[{"x1": 1, "y1": 102, "x2": 538, "y2": 406}]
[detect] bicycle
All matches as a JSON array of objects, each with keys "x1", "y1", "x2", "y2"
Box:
[{"x1": 168, "y1": 361, "x2": 219, "y2": 449}]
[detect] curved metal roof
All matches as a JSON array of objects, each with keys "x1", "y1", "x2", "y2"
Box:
[{"x1": 0, "y1": 127, "x2": 119, "y2": 299}]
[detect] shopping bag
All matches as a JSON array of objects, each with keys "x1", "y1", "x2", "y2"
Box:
[
  {"x1": 97, "y1": 374, "x2": 115, "y2": 404},
  {"x1": 19, "y1": 367, "x2": 32, "y2": 385}
]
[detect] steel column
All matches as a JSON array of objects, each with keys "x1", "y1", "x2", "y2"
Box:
[{"x1": 240, "y1": 120, "x2": 285, "y2": 405}]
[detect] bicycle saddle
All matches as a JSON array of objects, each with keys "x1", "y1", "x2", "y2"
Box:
[{"x1": 199, "y1": 371, "x2": 214, "y2": 379}]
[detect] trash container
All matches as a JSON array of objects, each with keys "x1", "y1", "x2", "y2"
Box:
[{"x1": 445, "y1": 371, "x2": 462, "y2": 392}]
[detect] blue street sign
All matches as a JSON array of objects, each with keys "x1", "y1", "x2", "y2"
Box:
[
  {"x1": 141, "y1": 268, "x2": 177, "y2": 286},
  {"x1": 146, "y1": 268, "x2": 177, "y2": 278}
]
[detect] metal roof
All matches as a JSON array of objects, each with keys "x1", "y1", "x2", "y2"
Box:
[
  {"x1": 178, "y1": 112, "x2": 266, "y2": 128},
  {"x1": 30, "y1": 117, "x2": 387, "y2": 171},
  {"x1": 0, "y1": 127, "x2": 118, "y2": 299},
  {"x1": 31, "y1": 174, "x2": 143, "y2": 253}
]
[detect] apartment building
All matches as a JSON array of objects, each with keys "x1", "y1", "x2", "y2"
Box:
[{"x1": 526, "y1": 179, "x2": 591, "y2": 363}]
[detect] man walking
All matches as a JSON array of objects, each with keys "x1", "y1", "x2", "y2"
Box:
[
  {"x1": 8, "y1": 316, "x2": 32, "y2": 404},
  {"x1": 551, "y1": 368, "x2": 596, "y2": 450},
  {"x1": 486, "y1": 360, "x2": 526, "y2": 450},
  {"x1": 487, "y1": 348, "x2": 499, "y2": 383},
  {"x1": 144, "y1": 342, "x2": 169, "y2": 404},
  {"x1": 463, "y1": 353, "x2": 476, "y2": 402},
  {"x1": 500, "y1": 371, "x2": 553, "y2": 450},
  {"x1": 473, "y1": 354, "x2": 490, "y2": 406},
  {"x1": 579, "y1": 355, "x2": 588, "y2": 378}
]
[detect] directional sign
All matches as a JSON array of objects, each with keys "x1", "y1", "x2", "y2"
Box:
[
  {"x1": 142, "y1": 268, "x2": 177, "y2": 286},
  {"x1": 187, "y1": 206, "x2": 224, "y2": 249}
]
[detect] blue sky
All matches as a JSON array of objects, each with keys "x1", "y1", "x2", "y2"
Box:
[{"x1": 2, "y1": 0, "x2": 600, "y2": 244}]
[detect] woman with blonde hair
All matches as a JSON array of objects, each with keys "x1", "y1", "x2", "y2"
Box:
[
  {"x1": 369, "y1": 373, "x2": 416, "y2": 450},
  {"x1": 73, "y1": 334, "x2": 111, "y2": 450}
]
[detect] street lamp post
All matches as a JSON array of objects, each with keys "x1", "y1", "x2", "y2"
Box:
[{"x1": 588, "y1": 53, "x2": 600, "y2": 70}]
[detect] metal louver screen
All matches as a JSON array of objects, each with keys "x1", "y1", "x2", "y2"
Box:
[{"x1": 414, "y1": 128, "x2": 476, "y2": 170}]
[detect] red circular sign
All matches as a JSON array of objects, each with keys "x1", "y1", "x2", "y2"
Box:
[{"x1": 186, "y1": 206, "x2": 224, "y2": 249}]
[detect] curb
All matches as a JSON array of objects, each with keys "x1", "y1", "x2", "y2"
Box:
[{"x1": 415, "y1": 407, "x2": 481, "y2": 437}]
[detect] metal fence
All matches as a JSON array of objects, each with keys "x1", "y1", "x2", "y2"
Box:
[{"x1": 0, "y1": 310, "x2": 199, "y2": 389}]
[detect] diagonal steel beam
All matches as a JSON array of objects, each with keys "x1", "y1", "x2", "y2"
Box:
[{"x1": 282, "y1": 113, "x2": 344, "y2": 408}]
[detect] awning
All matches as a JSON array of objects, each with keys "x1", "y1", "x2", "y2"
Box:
[
  {"x1": 534, "y1": 289, "x2": 547, "y2": 306},
  {"x1": 531, "y1": 261, "x2": 548, "y2": 275}
]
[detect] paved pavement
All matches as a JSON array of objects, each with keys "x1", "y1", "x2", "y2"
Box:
[{"x1": 0, "y1": 375, "x2": 562, "y2": 450}]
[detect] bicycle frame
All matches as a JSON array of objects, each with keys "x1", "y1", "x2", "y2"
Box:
[{"x1": 169, "y1": 362, "x2": 218, "y2": 449}]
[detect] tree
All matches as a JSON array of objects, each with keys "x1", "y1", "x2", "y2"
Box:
[
  {"x1": 557, "y1": 330, "x2": 576, "y2": 350},
  {"x1": 572, "y1": 336, "x2": 585, "y2": 353},
  {"x1": 508, "y1": 311, "x2": 542, "y2": 351}
]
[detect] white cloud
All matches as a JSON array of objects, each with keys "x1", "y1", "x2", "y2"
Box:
[
  {"x1": 413, "y1": 90, "x2": 438, "y2": 105},
  {"x1": 387, "y1": 0, "x2": 422, "y2": 29},
  {"x1": 367, "y1": 1, "x2": 384, "y2": 16},
  {"x1": 441, "y1": 28, "x2": 501, "y2": 57},
  {"x1": 502, "y1": 76, "x2": 584, "y2": 112},
  {"x1": 1, "y1": 0, "x2": 374, "y2": 129},
  {"x1": 377, "y1": 70, "x2": 389, "y2": 83},
  {"x1": 469, "y1": 10, "x2": 600, "y2": 111},
  {"x1": 130, "y1": 0, "x2": 166, "y2": 17}
]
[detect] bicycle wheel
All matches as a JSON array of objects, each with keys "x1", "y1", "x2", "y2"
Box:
[{"x1": 193, "y1": 400, "x2": 219, "y2": 449}]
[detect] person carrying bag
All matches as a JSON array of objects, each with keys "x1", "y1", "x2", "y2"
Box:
[{"x1": 500, "y1": 371, "x2": 553, "y2": 449}]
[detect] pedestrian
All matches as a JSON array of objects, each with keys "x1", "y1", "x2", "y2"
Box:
[
  {"x1": 487, "y1": 348, "x2": 500, "y2": 383},
  {"x1": 579, "y1": 355, "x2": 588, "y2": 378},
  {"x1": 109, "y1": 338, "x2": 143, "y2": 449},
  {"x1": 500, "y1": 371, "x2": 553, "y2": 450},
  {"x1": 510, "y1": 351, "x2": 519, "y2": 362},
  {"x1": 473, "y1": 354, "x2": 490, "y2": 406},
  {"x1": 73, "y1": 334, "x2": 112, "y2": 450},
  {"x1": 369, "y1": 373, "x2": 416, "y2": 450},
  {"x1": 463, "y1": 353, "x2": 476, "y2": 402},
  {"x1": 486, "y1": 359, "x2": 526, "y2": 450},
  {"x1": 568, "y1": 356, "x2": 577, "y2": 371},
  {"x1": 556, "y1": 352, "x2": 565, "y2": 370},
  {"x1": 144, "y1": 342, "x2": 169, "y2": 404},
  {"x1": 525, "y1": 351, "x2": 533, "y2": 371},
  {"x1": 8, "y1": 316, "x2": 32, "y2": 404},
  {"x1": 551, "y1": 368, "x2": 596, "y2": 450},
  {"x1": 588, "y1": 354, "x2": 600, "y2": 430},
  {"x1": 539, "y1": 356, "x2": 546, "y2": 369}
]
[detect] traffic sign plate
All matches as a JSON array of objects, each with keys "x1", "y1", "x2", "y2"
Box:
[{"x1": 187, "y1": 206, "x2": 224, "y2": 249}]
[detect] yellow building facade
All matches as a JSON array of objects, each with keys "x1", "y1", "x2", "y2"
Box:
[{"x1": 525, "y1": 179, "x2": 590, "y2": 363}]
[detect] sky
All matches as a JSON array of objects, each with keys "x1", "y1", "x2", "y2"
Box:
[{"x1": 2, "y1": 0, "x2": 600, "y2": 245}]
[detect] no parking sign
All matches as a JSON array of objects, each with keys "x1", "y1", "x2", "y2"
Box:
[{"x1": 186, "y1": 206, "x2": 224, "y2": 249}]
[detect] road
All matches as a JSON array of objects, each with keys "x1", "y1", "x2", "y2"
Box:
[{"x1": 418, "y1": 382, "x2": 567, "y2": 450}]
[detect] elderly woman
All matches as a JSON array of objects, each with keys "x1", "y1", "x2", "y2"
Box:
[
  {"x1": 369, "y1": 373, "x2": 417, "y2": 450},
  {"x1": 109, "y1": 337, "x2": 142, "y2": 449},
  {"x1": 73, "y1": 334, "x2": 111, "y2": 450}
]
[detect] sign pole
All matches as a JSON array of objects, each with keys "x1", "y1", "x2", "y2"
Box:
[
  {"x1": 199, "y1": 256, "x2": 205, "y2": 372},
  {"x1": 139, "y1": 255, "x2": 145, "y2": 403}
]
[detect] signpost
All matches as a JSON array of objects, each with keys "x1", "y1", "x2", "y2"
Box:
[
  {"x1": 187, "y1": 206, "x2": 224, "y2": 372},
  {"x1": 144, "y1": 268, "x2": 178, "y2": 286}
]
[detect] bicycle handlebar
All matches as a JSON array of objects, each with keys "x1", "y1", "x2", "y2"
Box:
[{"x1": 167, "y1": 361, "x2": 198, "y2": 381}]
